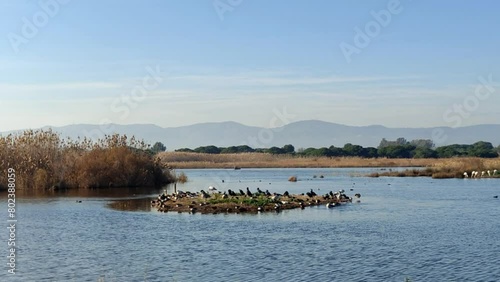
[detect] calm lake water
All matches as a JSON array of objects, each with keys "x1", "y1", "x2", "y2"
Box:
[{"x1": 2, "y1": 168, "x2": 500, "y2": 281}]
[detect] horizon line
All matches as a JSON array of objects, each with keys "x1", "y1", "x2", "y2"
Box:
[{"x1": 2, "y1": 119, "x2": 500, "y2": 133}]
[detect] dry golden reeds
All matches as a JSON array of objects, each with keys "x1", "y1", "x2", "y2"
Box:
[
  {"x1": 157, "y1": 152, "x2": 433, "y2": 169},
  {"x1": 157, "y1": 152, "x2": 500, "y2": 179},
  {"x1": 175, "y1": 172, "x2": 188, "y2": 183},
  {"x1": 0, "y1": 130, "x2": 174, "y2": 190}
]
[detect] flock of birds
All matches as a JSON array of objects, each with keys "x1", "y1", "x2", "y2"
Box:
[
  {"x1": 151, "y1": 186, "x2": 360, "y2": 213},
  {"x1": 463, "y1": 169, "x2": 498, "y2": 178}
]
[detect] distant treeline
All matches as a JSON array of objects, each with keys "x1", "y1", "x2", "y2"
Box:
[{"x1": 175, "y1": 138, "x2": 500, "y2": 159}]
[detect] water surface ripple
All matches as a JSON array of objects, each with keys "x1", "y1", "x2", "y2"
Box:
[{"x1": 2, "y1": 168, "x2": 499, "y2": 281}]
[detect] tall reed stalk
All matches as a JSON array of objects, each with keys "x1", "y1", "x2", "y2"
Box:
[{"x1": 0, "y1": 130, "x2": 174, "y2": 190}]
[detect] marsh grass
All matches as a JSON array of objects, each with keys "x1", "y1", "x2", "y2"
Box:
[
  {"x1": 368, "y1": 158, "x2": 500, "y2": 178},
  {"x1": 158, "y1": 152, "x2": 432, "y2": 168},
  {"x1": 175, "y1": 172, "x2": 188, "y2": 183},
  {"x1": 0, "y1": 130, "x2": 174, "y2": 190},
  {"x1": 369, "y1": 168, "x2": 434, "y2": 178},
  {"x1": 158, "y1": 152, "x2": 500, "y2": 180}
]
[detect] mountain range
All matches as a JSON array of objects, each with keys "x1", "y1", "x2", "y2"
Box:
[{"x1": 2, "y1": 120, "x2": 500, "y2": 150}]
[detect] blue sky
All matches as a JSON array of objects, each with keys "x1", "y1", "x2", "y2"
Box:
[{"x1": 0, "y1": 0, "x2": 499, "y2": 131}]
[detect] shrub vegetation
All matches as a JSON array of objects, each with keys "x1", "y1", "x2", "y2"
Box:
[{"x1": 0, "y1": 130, "x2": 174, "y2": 190}]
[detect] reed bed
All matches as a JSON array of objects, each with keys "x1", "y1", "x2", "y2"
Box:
[
  {"x1": 0, "y1": 130, "x2": 174, "y2": 190},
  {"x1": 369, "y1": 158, "x2": 500, "y2": 178},
  {"x1": 175, "y1": 172, "x2": 189, "y2": 183},
  {"x1": 157, "y1": 152, "x2": 432, "y2": 168},
  {"x1": 158, "y1": 152, "x2": 500, "y2": 179}
]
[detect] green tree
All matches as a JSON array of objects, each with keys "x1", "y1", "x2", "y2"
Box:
[
  {"x1": 378, "y1": 138, "x2": 390, "y2": 149},
  {"x1": 413, "y1": 147, "x2": 437, "y2": 158},
  {"x1": 266, "y1": 146, "x2": 285, "y2": 154},
  {"x1": 151, "y1": 142, "x2": 166, "y2": 153},
  {"x1": 363, "y1": 147, "x2": 379, "y2": 158},
  {"x1": 236, "y1": 145, "x2": 255, "y2": 153},
  {"x1": 328, "y1": 146, "x2": 345, "y2": 157},
  {"x1": 343, "y1": 143, "x2": 364, "y2": 157},
  {"x1": 316, "y1": 147, "x2": 332, "y2": 157},
  {"x1": 396, "y1": 137, "x2": 409, "y2": 145},
  {"x1": 410, "y1": 139, "x2": 435, "y2": 149},
  {"x1": 468, "y1": 141, "x2": 498, "y2": 158},
  {"x1": 175, "y1": 148, "x2": 194, "y2": 152},
  {"x1": 194, "y1": 145, "x2": 221, "y2": 154},
  {"x1": 220, "y1": 146, "x2": 238, "y2": 154},
  {"x1": 301, "y1": 147, "x2": 322, "y2": 156},
  {"x1": 378, "y1": 145, "x2": 416, "y2": 158},
  {"x1": 282, "y1": 144, "x2": 295, "y2": 154},
  {"x1": 435, "y1": 144, "x2": 470, "y2": 158},
  {"x1": 378, "y1": 137, "x2": 409, "y2": 149}
]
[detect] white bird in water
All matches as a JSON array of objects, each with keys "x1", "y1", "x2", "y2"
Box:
[
  {"x1": 208, "y1": 186, "x2": 217, "y2": 192},
  {"x1": 326, "y1": 202, "x2": 337, "y2": 208},
  {"x1": 463, "y1": 172, "x2": 469, "y2": 178}
]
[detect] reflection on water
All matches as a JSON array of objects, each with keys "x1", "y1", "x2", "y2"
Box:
[
  {"x1": 0, "y1": 184, "x2": 176, "y2": 199},
  {"x1": 108, "y1": 198, "x2": 154, "y2": 212}
]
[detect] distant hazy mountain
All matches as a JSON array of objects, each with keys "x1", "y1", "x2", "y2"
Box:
[{"x1": 2, "y1": 120, "x2": 500, "y2": 150}]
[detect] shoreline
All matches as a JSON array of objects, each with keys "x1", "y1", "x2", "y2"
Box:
[{"x1": 159, "y1": 153, "x2": 500, "y2": 179}]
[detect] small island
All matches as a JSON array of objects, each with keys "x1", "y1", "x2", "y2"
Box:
[{"x1": 151, "y1": 188, "x2": 358, "y2": 214}]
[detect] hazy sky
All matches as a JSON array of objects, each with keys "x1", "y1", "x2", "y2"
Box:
[{"x1": 1, "y1": 0, "x2": 499, "y2": 131}]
